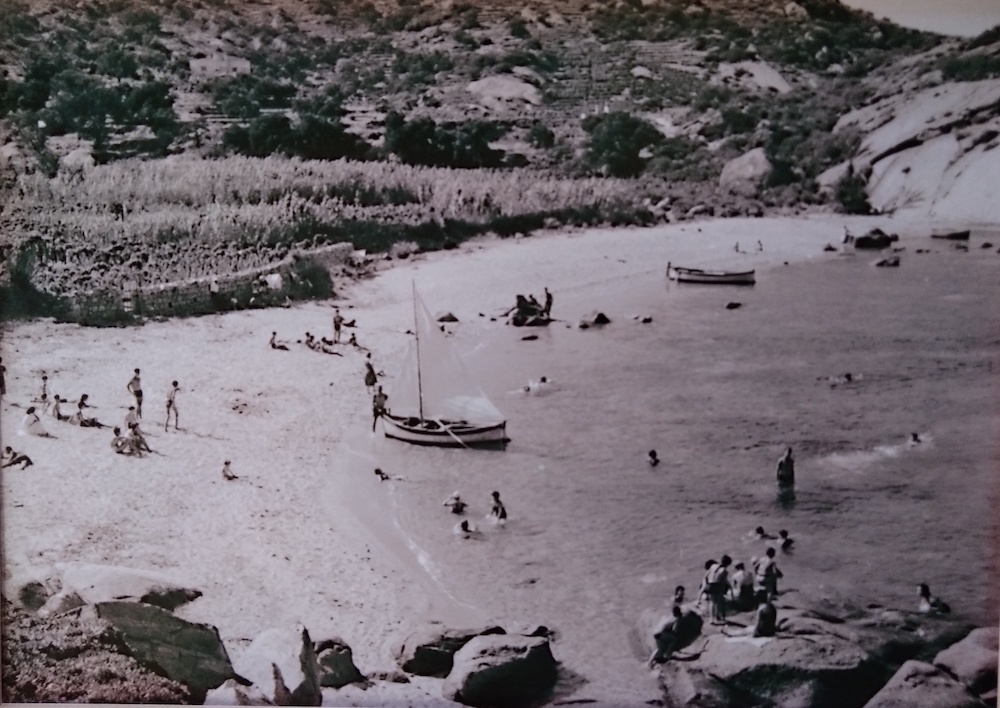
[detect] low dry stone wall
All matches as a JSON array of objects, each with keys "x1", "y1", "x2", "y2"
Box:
[{"x1": 67, "y1": 243, "x2": 353, "y2": 325}]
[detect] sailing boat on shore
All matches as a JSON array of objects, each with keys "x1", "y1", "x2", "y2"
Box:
[{"x1": 382, "y1": 284, "x2": 508, "y2": 448}]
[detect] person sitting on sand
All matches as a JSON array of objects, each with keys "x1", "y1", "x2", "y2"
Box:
[
  {"x1": 374, "y1": 467, "x2": 390, "y2": 482},
  {"x1": 110, "y1": 427, "x2": 135, "y2": 455},
  {"x1": 754, "y1": 548, "x2": 783, "y2": 600},
  {"x1": 918, "y1": 583, "x2": 950, "y2": 615},
  {"x1": 647, "y1": 450, "x2": 660, "y2": 467},
  {"x1": 269, "y1": 332, "x2": 290, "y2": 351},
  {"x1": 51, "y1": 395, "x2": 70, "y2": 422},
  {"x1": 648, "y1": 605, "x2": 704, "y2": 666},
  {"x1": 127, "y1": 422, "x2": 153, "y2": 454},
  {"x1": 2, "y1": 446, "x2": 34, "y2": 469},
  {"x1": 777, "y1": 529, "x2": 794, "y2": 552},
  {"x1": 222, "y1": 460, "x2": 238, "y2": 481},
  {"x1": 443, "y1": 491, "x2": 467, "y2": 514},
  {"x1": 72, "y1": 394, "x2": 106, "y2": 428},
  {"x1": 347, "y1": 332, "x2": 367, "y2": 351},
  {"x1": 22, "y1": 407, "x2": 55, "y2": 438},
  {"x1": 454, "y1": 519, "x2": 480, "y2": 538},
  {"x1": 488, "y1": 490, "x2": 507, "y2": 525}
]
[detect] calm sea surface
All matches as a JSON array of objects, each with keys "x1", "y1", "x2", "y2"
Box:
[{"x1": 333, "y1": 242, "x2": 999, "y2": 690}]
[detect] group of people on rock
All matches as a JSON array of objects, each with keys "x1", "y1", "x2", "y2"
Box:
[{"x1": 648, "y1": 531, "x2": 790, "y2": 667}]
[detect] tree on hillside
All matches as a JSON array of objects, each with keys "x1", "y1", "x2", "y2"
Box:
[
  {"x1": 384, "y1": 112, "x2": 506, "y2": 168},
  {"x1": 583, "y1": 112, "x2": 663, "y2": 178}
]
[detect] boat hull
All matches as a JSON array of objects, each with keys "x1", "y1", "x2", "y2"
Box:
[
  {"x1": 667, "y1": 265, "x2": 756, "y2": 285},
  {"x1": 382, "y1": 414, "x2": 508, "y2": 448},
  {"x1": 931, "y1": 230, "x2": 970, "y2": 241}
]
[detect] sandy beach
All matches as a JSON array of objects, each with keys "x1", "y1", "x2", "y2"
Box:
[{"x1": 2, "y1": 213, "x2": 998, "y2": 705}]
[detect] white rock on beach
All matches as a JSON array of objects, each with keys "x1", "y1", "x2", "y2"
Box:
[
  {"x1": 233, "y1": 624, "x2": 322, "y2": 706},
  {"x1": 54, "y1": 562, "x2": 202, "y2": 611}
]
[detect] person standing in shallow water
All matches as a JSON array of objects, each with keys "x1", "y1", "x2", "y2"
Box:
[{"x1": 776, "y1": 447, "x2": 795, "y2": 498}]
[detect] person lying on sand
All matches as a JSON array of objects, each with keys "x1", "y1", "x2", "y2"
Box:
[
  {"x1": 443, "y1": 491, "x2": 467, "y2": 514},
  {"x1": 454, "y1": 519, "x2": 480, "y2": 539},
  {"x1": 269, "y1": 332, "x2": 290, "y2": 351},
  {"x1": 22, "y1": 407, "x2": 55, "y2": 438},
  {"x1": 2, "y1": 446, "x2": 34, "y2": 469},
  {"x1": 222, "y1": 460, "x2": 238, "y2": 481}
]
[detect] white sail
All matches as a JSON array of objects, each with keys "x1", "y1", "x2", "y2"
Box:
[{"x1": 389, "y1": 287, "x2": 505, "y2": 425}]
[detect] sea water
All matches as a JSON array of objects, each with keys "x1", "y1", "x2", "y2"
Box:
[{"x1": 332, "y1": 243, "x2": 999, "y2": 691}]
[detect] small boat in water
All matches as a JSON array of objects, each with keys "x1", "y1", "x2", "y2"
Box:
[
  {"x1": 930, "y1": 229, "x2": 970, "y2": 241},
  {"x1": 382, "y1": 283, "x2": 508, "y2": 448},
  {"x1": 667, "y1": 263, "x2": 756, "y2": 285}
]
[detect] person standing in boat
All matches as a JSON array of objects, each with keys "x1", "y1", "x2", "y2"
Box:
[
  {"x1": 776, "y1": 447, "x2": 795, "y2": 497},
  {"x1": 372, "y1": 386, "x2": 388, "y2": 432}
]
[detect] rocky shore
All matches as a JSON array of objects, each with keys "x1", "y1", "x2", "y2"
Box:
[{"x1": 2, "y1": 562, "x2": 995, "y2": 706}]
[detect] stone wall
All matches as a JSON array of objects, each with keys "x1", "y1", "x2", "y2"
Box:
[{"x1": 69, "y1": 243, "x2": 354, "y2": 326}]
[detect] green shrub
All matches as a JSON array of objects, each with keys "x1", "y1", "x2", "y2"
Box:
[
  {"x1": 527, "y1": 121, "x2": 555, "y2": 149},
  {"x1": 509, "y1": 17, "x2": 530, "y2": 39},
  {"x1": 384, "y1": 112, "x2": 507, "y2": 168},
  {"x1": 583, "y1": 112, "x2": 663, "y2": 178},
  {"x1": 835, "y1": 166, "x2": 871, "y2": 214},
  {"x1": 939, "y1": 54, "x2": 1000, "y2": 81},
  {"x1": 287, "y1": 256, "x2": 333, "y2": 299}
]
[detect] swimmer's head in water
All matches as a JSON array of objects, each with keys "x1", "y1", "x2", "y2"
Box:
[
  {"x1": 778, "y1": 529, "x2": 788, "y2": 538},
  {"x1": 648, "y1": 450, "x2": 657, "y2": 458},
  {"x1": 540, "y1": 376, "x2": 547, "y2": 383},
  {"x1": 755, "y1": 526, "x2": 765, "y2": 535}
]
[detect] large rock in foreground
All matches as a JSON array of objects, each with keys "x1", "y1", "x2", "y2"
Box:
[
  {"x1": 233, "y1": 623, "x2": 322, "y2": 706},
  {"x1": 95, "y1": 601, "x2": 237, "y2": 702},
  {"x1": 397, "y1": 626, "x2": 505, "y2": 678},
  {"x1": 58, "y1": 563, "x2": 202, "y2": 611},
  {"x1": 933, "y1": 627, "x2": 998, "y2": 696},
  {"x1": 691, "y1": 632, "x2": 882, "y2": 708},
  {"x1": 315, "y1": 636, "x2": 367, "y2": 688},
  {"x1": 442, "y1": 634, "x2": 558, "y2": 707},
  {"x1": 863, "y1": 660, "x2": 988, "y2": 708}
]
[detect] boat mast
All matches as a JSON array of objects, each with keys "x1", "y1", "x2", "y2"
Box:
[{"x1": 412, "y1": 280, "x2": 424, "y2": 420}]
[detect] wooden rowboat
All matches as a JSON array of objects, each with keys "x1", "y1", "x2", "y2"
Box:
[
  {"x1": 666, "y1": 263, "x2": 756, "y2": 285},
  {"x1": 930, "y1": 229, "x2": 970, "y2": 241}
]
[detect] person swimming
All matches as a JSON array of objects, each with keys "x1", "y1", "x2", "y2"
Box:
[
  {"x1": 751, "y1": 526, "x2": 777, "y2": 540},
  {"x1": 647, "y1": 450, "x2": 660, "y2": 467},
  {"x1": 488, "y1": 491, "x2": 507, "y2": 525},
  {"x1": 443, "y1": 491, "x2": 467, "y2": 514},
  {"x1": 778, "y1": 529, "x2": 794, "y2": 552},
  {"x1": 454, "y1": 519, "x2": 479, "y2": 538},
  {"x1": 918, "y1": 583, "x2": 950, "y2": 614}
]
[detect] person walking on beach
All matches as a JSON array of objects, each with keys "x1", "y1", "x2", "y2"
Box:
[
  {"x1": 2, "y1": 446, "x2": 34, "y2": 469},
  {"x1": 372, "y1": 386, "x2": 388, "y2": 432},
  {"x1": 488, "y1": 490, "x2": 507, "y2": 525},
  {"x1": 776, "y1": 447, "x2": 795, "y2": 498},
  {"x1": 165, "y1": 381, "x2": 180, "y2": 431},
  {"x1": 542, "y1": 287, "x2": 553, "y2": 318},
  {"x1": 363, "y1": 355, "x2": 378, "y2": 394},
  {"x1": 127, "y1": 368, "x2": 143, "y2": 418},
  {"x1": 333, "y1": 307, "x2": 345, "y2": 343},
  {"x1": 706, "y1": 555, "x2": 732, "y2": 625},
  {"x1": 754, "y1": 548, "x2": 783, "y2": 600}
]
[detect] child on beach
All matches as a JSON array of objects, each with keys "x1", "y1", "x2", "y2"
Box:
[
  {"x1": 2, "y1": 446, "x2": 34, "y2": 469},
  {"x1": 127, "y1": 368, "x2": 143, "y2": 418},
  {"x1": 165, "y1": 381, "x2": 180, "y2": 431}
]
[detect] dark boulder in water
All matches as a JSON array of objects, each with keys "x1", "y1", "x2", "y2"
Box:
[
  {"x1": 725, "y1": 302, "x2": 742, "y2": 309},
  {"x1": 874, "y1": 257, "x2": 901, "y2": 268}
]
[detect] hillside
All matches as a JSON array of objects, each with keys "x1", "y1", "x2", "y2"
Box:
[{"x1": 1, "y1": 0, "x2": 999, "y2": 311}]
